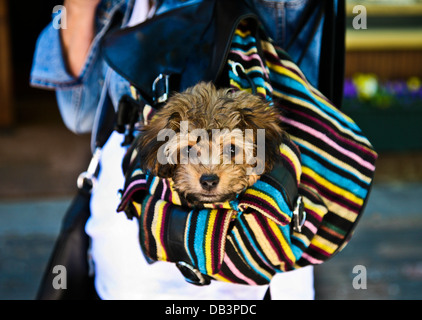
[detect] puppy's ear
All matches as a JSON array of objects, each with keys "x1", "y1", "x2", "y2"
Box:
[
  {"x1": 137, "y1": 112, "x2": 179, "y2": 178},
  {"x1": 238, "y1": 96, "x2": 286, "y2": 173}
]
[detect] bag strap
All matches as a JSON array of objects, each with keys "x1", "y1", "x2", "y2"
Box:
[
  {"x1": 318, "y1": 1, "x2": 335, "y2": 104},
  {"x1": 318, "y1": 0, "x2": 346, "y2": 107},
  {"x1": 78, "y1": 86, "x2": 117, "y2": 193}
]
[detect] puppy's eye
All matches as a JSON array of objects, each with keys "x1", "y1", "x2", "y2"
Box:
[
  {"x1": 181, "y1": 145, "x2": 192, "y2": 155},
  {"x1": 224, "y1": 144, "x2": 237, "y2": 159}
]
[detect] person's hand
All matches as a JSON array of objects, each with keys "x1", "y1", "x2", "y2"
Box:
[{"x1": 61, "y1": 0, "x2": 102, "y2": 76}]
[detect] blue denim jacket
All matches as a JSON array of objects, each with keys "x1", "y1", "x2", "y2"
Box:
[{"x1": 30, "y1": 0, "x2": 331, "y2": 141}]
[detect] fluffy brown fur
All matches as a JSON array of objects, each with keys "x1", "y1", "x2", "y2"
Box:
[{"x1": 137, "y1": 82, "x2": 285, "y2": 205}]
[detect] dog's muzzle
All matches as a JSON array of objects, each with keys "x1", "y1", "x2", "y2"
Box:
[{"x1": 199, "y1": 174, "x2": 220, "y2": 191}]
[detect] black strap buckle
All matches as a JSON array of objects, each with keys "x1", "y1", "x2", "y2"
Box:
[
  {"x1": 176, "y1": 261, "x2": 211, "y2": 286},
  {"x1": 115, "y1": 94, "x2": 144, "y2": 146}
]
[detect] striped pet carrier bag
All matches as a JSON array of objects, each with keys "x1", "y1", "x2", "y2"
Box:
[{"x1": 111, "y1": 0, "x2": 377, "y2": 286}]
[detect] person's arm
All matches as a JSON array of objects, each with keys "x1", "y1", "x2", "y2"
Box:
[
  {"x1": 30, "y1": 0, "x2": 115, "y2": 133},
  {"x1": 61, "y1": 0, "x2": 101, "y2": 77}
]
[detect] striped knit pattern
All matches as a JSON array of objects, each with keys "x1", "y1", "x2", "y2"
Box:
[
  {"x1": 117, "y1": 137, "x2": 303, "y2": 282},
  {"x1": 228, "y1": 21, "x2": 377, "y2": 268},
  {"x1": 228, "y1": 26, "x2": 272, "y2": 101},
  {"x1": 117, "y1": 20, "x2": 377, "y2": 285},
  {"x1": 185, "y1": 208, "x2": 235, "y2": 275}
]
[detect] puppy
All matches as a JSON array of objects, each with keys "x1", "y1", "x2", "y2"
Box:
[{"x1": 137, "y1": 82, "x2": 285, "y2": 205}]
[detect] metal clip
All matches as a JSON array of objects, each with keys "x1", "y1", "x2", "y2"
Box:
[
  {"x1": 152, "y1": 74, "x2": 170, "y2": 104},
  {"x1": 292, "y1": 196, "x2": 306, "y2": 233},
  {"x1": 77, "y1": 147, "x2": 102, "y2": 192},
  {"x1": 230, "y1": 62, "x2": 257, "y2": 94},
  {"x1": 231, "y1": 61, "x2": 245, "y2": 77},
  {"x1": 176, "y1": 261, "x2": 210, "y2": 286}
]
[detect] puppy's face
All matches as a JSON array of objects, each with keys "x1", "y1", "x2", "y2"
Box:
[{"x1": 137, "y1": 82, "x2": 285, "y2": 205}]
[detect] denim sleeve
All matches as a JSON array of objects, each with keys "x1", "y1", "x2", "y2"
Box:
[
  {"x1": 29, "y1": 0, "x2": 128, "y2": 134},
  {"x1": 30, "y1": 22, "x2": 105, "y2": 134},
  {"x1": 30, "y1": 23, "x2": 78, "y2": 89}
]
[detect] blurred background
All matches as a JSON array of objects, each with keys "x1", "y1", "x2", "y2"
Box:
[{"x1": 0, "y1": 0, "x2": 421, "y2": 300}]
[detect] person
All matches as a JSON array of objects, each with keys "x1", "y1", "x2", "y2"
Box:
[{"x1": 31, "y1": 0, "x2": 337, "y2": 300}]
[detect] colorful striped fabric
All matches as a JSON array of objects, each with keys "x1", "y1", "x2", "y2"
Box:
[
  {"x1": 228, "y1": 21, "x2": 377, "y2": 268},
  {"x1": 117, "y1": 136, "x2": 305, "y2": 284},
  {"x1": 117, "y1": 19, "x2": 377, "y2": 285}
]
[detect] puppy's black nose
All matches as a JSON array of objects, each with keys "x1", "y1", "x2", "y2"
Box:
[{"x1": 200, "y1": 174, "x2": 219, "y2": 191}]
